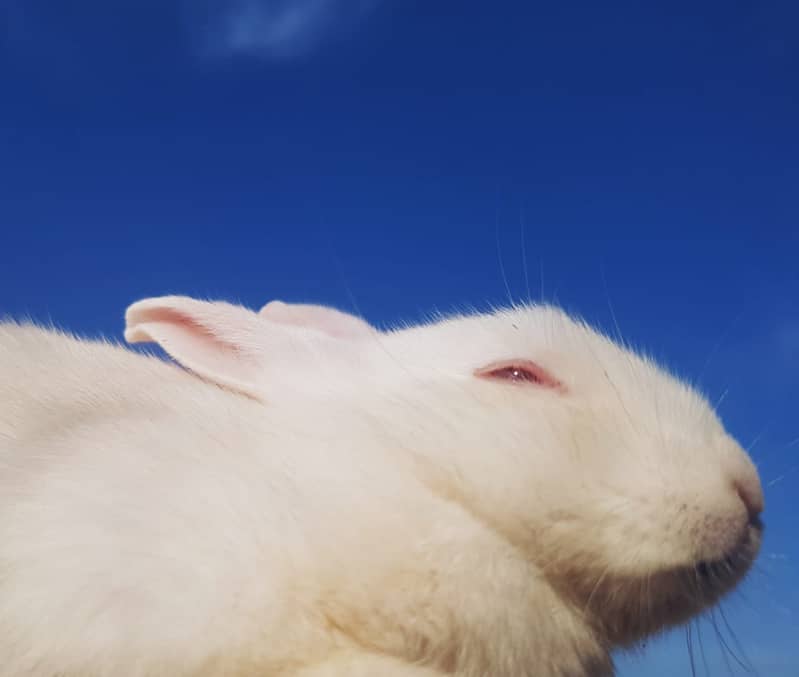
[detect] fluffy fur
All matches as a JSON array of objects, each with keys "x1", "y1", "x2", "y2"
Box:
[{"x1": 0, "y1": 298, "x2": 764, "y2": 677}]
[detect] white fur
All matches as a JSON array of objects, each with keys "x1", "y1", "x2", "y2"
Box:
[{"x1": 0, "y1": 300, "x2": 764, "y2": 677}]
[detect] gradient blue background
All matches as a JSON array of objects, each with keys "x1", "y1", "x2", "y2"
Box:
[{"x1": 1, "y1": 1, "x2": 797, "y2": 674}]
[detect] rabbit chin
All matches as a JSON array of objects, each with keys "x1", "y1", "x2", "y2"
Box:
[{"x1": 547, "y1": 519, "x2": 763, "y2": 647}]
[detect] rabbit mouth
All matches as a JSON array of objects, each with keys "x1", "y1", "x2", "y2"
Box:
[
  {"x1": 580, "y1": 519, "x2": 763, "y2": 648},
  {"x1": 692, "y1": 516, "x2": 763, "y2": 597},
  {"x1": 644, "y1": 518, "x2": 764, "y2": 636}
]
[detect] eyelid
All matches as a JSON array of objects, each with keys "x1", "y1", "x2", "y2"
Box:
[{"x1": 474, "y1": 359, "x2": 565, "y2": 391}]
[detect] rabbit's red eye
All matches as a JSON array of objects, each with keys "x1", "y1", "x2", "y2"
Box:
[
  {"x1": 488, "y1": 366, "x2": 539, "y2": 383},
  {"x1": 474, "y1": 359, "x2": 563, "y2": 390}
]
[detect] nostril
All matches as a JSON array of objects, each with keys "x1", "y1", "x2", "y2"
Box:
[{"x1": 733, "y1": 474, "x2": 765, "y2": 522}]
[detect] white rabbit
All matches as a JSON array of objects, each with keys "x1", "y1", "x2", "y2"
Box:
[{"x1": 0, "y1": 295, "x2": 763, "y2": 677}]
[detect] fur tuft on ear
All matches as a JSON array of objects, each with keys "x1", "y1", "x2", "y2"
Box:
[
  {"x1": 258, "y1": 300, "x2": 375, "y2": 339},
  {"x1": 125, "y1": 296, "x2": 266, "y2": 399}
]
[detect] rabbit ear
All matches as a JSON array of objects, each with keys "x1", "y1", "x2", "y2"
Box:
[
  {"x1": 258, "y1": 300, "x2": 375, "y2": 339},
  {"x1": 125, "y1": 295, "x2": 268, "y2": 399}
]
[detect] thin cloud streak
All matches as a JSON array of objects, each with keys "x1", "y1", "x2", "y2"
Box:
[
  {"x1": 0, "y1": 1, "x2": 383, "y2": 65},
  {"x1": 191, "y1": 0, "x2": 382, "y2": 60}
]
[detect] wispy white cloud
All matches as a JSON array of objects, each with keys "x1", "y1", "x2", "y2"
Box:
[
  {"x1": 0, "y1": 1, "x2": 383, "y2": 65},
  {"x1": 189, "y1": 0, "x2": 383, "y2": 60}
]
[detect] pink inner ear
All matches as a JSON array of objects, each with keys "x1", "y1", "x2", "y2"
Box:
[
  {"x1": 124, "y1": 296, "x2": 265, "y2": 400},
  {"x1": 127, "y1": 306, "x2": 235, "y2": 351},
  {"x1": 259, "y1": 301, "x2": 375, "y2": 339}
]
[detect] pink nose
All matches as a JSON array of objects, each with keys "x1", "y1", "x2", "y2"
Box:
[{"x1": 732, "y1": 467, "x2": 764, "y2": 520}]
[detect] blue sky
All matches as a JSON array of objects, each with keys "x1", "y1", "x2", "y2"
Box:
[{"x1": 1, "y1": 1, "x2": 797, "y2": 673}]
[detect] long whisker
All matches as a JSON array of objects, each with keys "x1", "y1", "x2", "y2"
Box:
[
  {"x1": 713, "y1": 605, "x2": 752, "y2": 674},
  {"x1": 686, "y1": 621, "x2": 697, "y2": 677},
  {"x1": 519, "y1": 207, "x2": 532, "y2": 304},
  {"x1": 766, "y1": 463, "x2": 799, "y2": 488},
  {"x1": 325, "y1": 234, "x2": 368, "y2": 324},
  {"x1": 696, "y1": 308, "x2": 747, "y2": 385},
  {"x1": 718, "y1": 605, "x2": 756, "y2": 674},
  {"x1": 696, "y1": 617, "x2": 710, "y2": 677},
  {"x1": 709, "y1": 608, "x2": 735, "y2": 676},
  {"x1": 713, "y1": 387, "x2": 730, "y2": 413},
  {"x1": 495, "y1": 206, "x2": 515, "y2": 307},
  {"x1": 539, "y1": 257, "x2": 545, "y2": 304},
  {"x1": 600, "y1": 263, "x2": 625, "y2": 348}
]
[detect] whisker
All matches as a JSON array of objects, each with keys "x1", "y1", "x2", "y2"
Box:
[
  {"x1": 645, "y1": 569, "x2": 654, "y2": 637},
  {"x1": 324, "y1": 226, "x2": 369, "y2": 324},
  {"x1": 696, "y1": 308, "x2": 747, "y2": 385},
  {"x1": 583, "y1": 563, "x2": 612, "y2": 618},
  {"x1": 766, "y1": 463, "x2": 799, "y2": 488},
  {"x1": 745, "y1": 420, "x2": 775, "y2": 459},
  {"x1": 709, "y1": 609, "x2": 735, "y2": 676},
  {"x1": 495, "y1": 206, "x2": 515, "y2": 308},
  {"x1": 687, "y1": 619, "x2": 697, "y2": 677},
  {"x1": 718, "y1": 605, "x2": 756, "y2": 674},
  {"x1": 600, "y1": 263, "x2": 625, "y2": 348},
  {"x1": 713, "y1": 387, "x2": 730, "y2": 413},
  {"x1": 539, "y1": 257, "x2": 545, "y2": 304},
  {"x1": 696, "y1": 617, "x2": 710, "y2": 677},
  {"x1": 519, "y1": 207, "x2": 531, "y2": 304},
  {"x1": 713, "y1": 606, "x2": 751, "y2": 674}
]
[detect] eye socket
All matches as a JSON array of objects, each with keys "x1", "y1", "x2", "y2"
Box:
[{"x1": 474, "y1": 359, "x2": 564, "y2": 391}]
